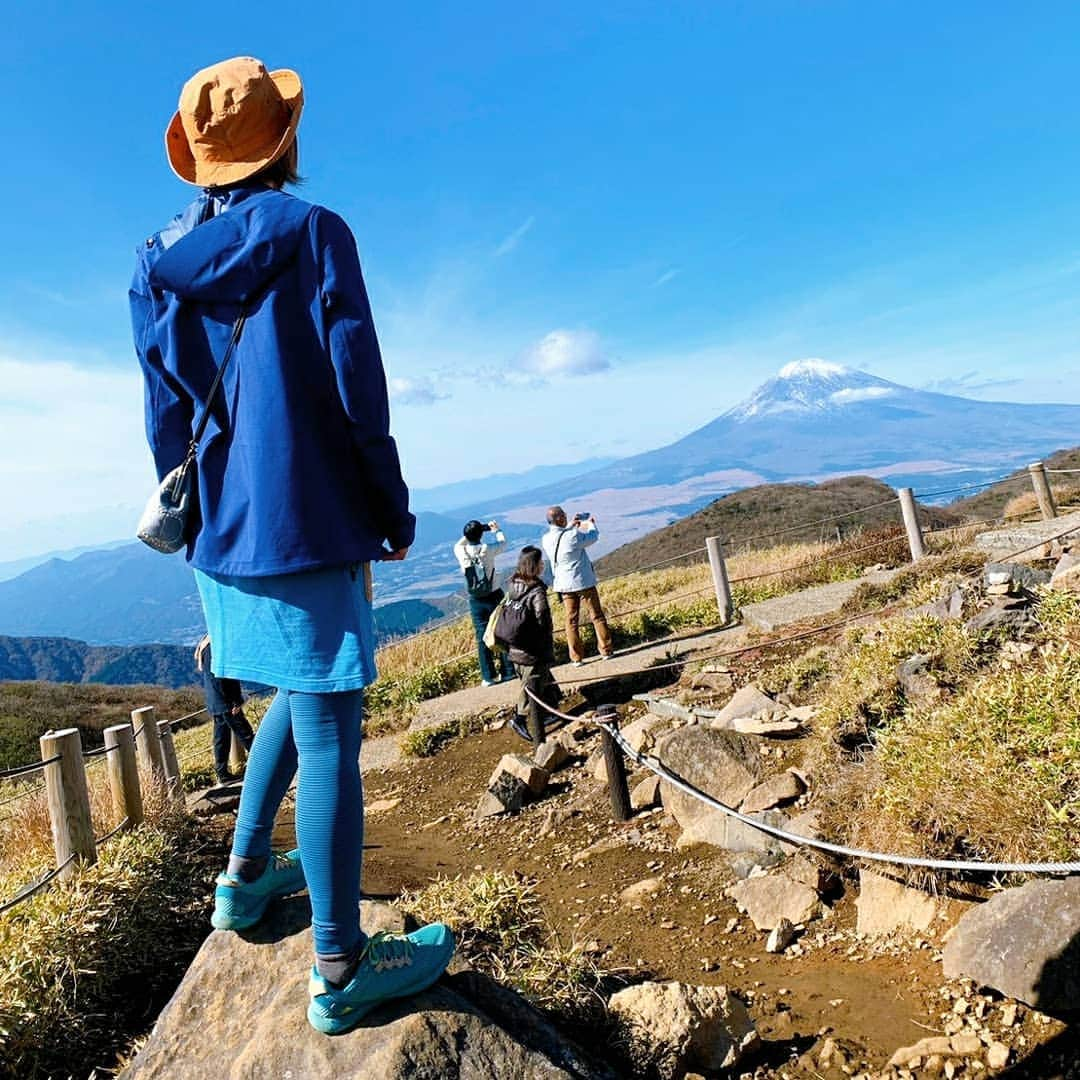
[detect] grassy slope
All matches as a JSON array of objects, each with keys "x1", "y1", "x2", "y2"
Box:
[
  {"x1": 950, "y1": 445, "x2": 1080, "y2": 520},
  {"x1": 593, "y1": 476, "x2": 958, "y2": 578}
]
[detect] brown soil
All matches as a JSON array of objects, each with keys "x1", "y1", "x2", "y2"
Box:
[{"x1": 292, "y1": 720, "x2": 1072, "y2": 1079}]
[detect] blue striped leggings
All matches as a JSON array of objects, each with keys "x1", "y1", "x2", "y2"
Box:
[{"x1": 231, "y1": 689, "x2": 364, "y2": 957}]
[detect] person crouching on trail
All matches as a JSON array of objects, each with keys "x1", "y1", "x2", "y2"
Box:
[
  {"x1": 497, "y1": 546, "x2": 561, "y2": 747},
  {"x1": 454, "y1": 519, "x2": 515, "y2": 687},
  {"x1": 195, "y1": 635, "x2": 255, "y2": 785},
  {"x1": 133, "y1": 55, "x2": 453, "y2": 1036},
  {"x1": 541, "y1": 506, "x2": 614, "y2": 666}
]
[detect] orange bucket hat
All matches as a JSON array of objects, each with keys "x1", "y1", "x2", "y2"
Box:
[{"x1": 166, "y1": 56, "x2": 304, "y2": 187}]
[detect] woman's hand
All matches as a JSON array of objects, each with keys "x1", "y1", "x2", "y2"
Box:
[{"x1": 380, "y1": 546, "x2": 410, "y2": 562}]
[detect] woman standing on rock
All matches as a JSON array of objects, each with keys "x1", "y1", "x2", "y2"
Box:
[{"x1": 131, "y1": 56, "x2": 454, "y2": 1034}]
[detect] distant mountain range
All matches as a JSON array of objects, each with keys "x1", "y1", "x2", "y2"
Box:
[
  {"x1": 2, "y1": 361, "x2": 1077, "y2": 656},
  {"x1": 0, "y1": 636, "x2": 198, "y2": 688}
]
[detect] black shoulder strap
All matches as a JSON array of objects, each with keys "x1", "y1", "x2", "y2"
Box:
[{"x1": 189, "y1": 311, "x2": 247, "y2": 455}]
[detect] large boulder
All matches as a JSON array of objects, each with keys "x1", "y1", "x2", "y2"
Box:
[
  {"x1": 943, "y1": 878, "x2": 1080, "y2": 1013},
  {"x1": 1051, "y1": 552, "x2": 1080, "y2": 593},
  {"x1": 490, "y1": 754, "x2": 549, "y2": 796},
  {"x1": 608, "y1": 981, "x2": 759, "y2": 1077},
  {"x1": 741, "y1": 771, "x2": 806, "y2": 814},
  {"x1": 123, "y1": 899, "x2": 613, "y2": 1079},
  {"x1": 656, "y1": 726, "x2": 762, "y2": 846}
]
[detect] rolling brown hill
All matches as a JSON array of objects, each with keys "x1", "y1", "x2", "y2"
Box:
[
  {"x1": 949, "y1": 446, "x2": 1080, "y2": 520},
  {"x1": 595, "y1": 475, "x2": 960, "y2": 578}
]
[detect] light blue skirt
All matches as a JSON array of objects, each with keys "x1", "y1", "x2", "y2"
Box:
[{"x1": 194, "y1": 563, "x2": 377, "y2": 694}]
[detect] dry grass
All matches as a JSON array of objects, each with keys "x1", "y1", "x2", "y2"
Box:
[
  {"x1": 0, "y1": 789, "x2": 216, "y2": 1079},
  {"x1": 399, "y1": 871, "x2": 615, "y2": 1021},
  {"x1": 807, "y1": 579, "x2": 1080, "y2": 867}
]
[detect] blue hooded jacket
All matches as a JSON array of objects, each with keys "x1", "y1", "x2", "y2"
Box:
[{"x1": 130, "y1": 185, "x2": 415, "y2": 577}]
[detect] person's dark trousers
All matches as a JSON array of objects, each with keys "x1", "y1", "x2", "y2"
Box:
[
  {"x1": 467, "y1": 592, "x2": 516, "y2": 683},
  {"x1": 212, "y1": 708, "x2": 255, "y2": 782}
]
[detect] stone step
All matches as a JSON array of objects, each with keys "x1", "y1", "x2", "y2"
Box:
[{"x1": 974, "y1": 509, "x2": 1080, "y2": 561}]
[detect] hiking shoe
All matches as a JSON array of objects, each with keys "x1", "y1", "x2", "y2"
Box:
[
  {"x1": 482, "y1": 679, "x2": 496, "y2": 687},
  {"x1": 210, "y1": 849, "x2": 306, "y2": 931},
  {"x1": 509, "y1": 713, "x2": 531, "y2": 741},
  {"x1": 307, "y1": 924, "x2": 456, "y2": 1035}
]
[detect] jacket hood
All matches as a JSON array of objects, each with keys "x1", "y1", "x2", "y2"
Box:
[
  {"x1": 147, "y1": 187, "x2": 312, "y2": 304},
  {"x1": 508, "y1": 578, "x2": 544, "y2": 601}
]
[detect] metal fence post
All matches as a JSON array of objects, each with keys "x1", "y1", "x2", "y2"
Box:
[
  {"x1": 104, "y1": 722, "x2": 143, "y2": 827},
  {"x1": 596, "y1": 704, "x2": 632, "y2": 822},
  {"x1": 1028, "y1": 461, "x2": 1058, "y2": 521},
  {"x1": 705, "y1": 535, "x2": 734, "y2": 624},
  {"x1": 39, "y1": 728, "x2": 96, "y2": 880},
  {"x1": 897, "y1": 488, "x2": 925, "y2": 562}
]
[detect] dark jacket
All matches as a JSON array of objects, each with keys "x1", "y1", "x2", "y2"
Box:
[
  {"x1": 130, "y1": 184, "x2": 415, "y2": 577},
  {"x1": 505, "y1": 577, "x2": 555, "y2": 667},
  {"x1": 200, "y1": 643, "x2": 244, "y2": 715}
]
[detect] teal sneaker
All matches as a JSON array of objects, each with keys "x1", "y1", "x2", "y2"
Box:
[
  {"x1": 210, "y1": 849, "x2": 306, "y2": 931},
  {"x1": 306, "y1": 924, "x2": 456, "y2": 1035}
]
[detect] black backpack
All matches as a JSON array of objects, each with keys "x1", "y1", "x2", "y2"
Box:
[
  {"x1": 495, "y1": 584, "x2": 542, "y2": 652},
  {"x1": 463, "y1": 549, "x2": 494, "y2": 597}
]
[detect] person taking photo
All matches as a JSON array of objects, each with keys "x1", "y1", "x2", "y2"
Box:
[{"x1": 454, "y1": 519, "x2": 515, "y2": 687}]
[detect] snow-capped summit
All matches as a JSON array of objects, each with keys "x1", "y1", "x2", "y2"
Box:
[{"x1": 728, "y1": 360, "x2": 899, "y2": 420}]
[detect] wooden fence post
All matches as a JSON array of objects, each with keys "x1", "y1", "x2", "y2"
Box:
[
  {"x1": 132, "y1": 706, "x2": 164, "y2": 787},
  {"x1": 705, "y1": 535, "x2": 734, "y2": 624},
  {"x1": 229, "y1": 731, "x2": 248, "y2": 775},
  {"x1": 39, "y1": 728, "x2": 96, "y2": 880},
  {"x1": 104, "y1": 722, "x2": 143, "y2": 827},
  {"x1": 157, "y1": 720, "x2": 186, "y2": 807},
  {"x1": 1028, "y1": 461, "x2": 1058, "y2": 521},
  {"x1": 596, "y1": 704, "x2": 632, "y2": 822},
  {"x1": 897, "y1": 488, "x2": 925, "y2": 562}
]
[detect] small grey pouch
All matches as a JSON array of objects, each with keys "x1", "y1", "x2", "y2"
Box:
[{"x1": 136, "y1": 311, "x2": 247, "y2": 555}]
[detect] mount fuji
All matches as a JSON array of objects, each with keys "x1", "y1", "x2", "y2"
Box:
[{"x1": 470, "y1": 360, "x2": 1080, "y2": 551}]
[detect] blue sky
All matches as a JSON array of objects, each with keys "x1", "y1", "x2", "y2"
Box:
[{"x1": 3, "y1": 2, "x2": 1080, "y2": 559}]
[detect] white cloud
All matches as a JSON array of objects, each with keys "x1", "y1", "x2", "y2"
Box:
[
  {"x1": 829, "y1": 386, "x2": 894, "y2": 404},
  {"x1": 652, "y1": 268, "x2": 680, "y2": 287},
  {"x1": 0, "y1": 352, "x2": 152, "y2": 559},
  {"x1": 388, "y1": 376, "x2": 449, "y2": 406},
  {"x1": 521, "y1": 329, "x2": 610, "y2": 377},
  {"x1": 493, "y1": 216, "x2": 536, "y2": 257}
]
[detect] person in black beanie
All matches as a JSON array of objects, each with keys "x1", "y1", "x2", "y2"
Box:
[{"x1": 195, "y1": 635, "x2": 255, "y2": 784}]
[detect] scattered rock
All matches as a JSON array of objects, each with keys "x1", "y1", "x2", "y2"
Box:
[
  {"x1": 943, "y1": 878, "x2": 1080, "y2": 1012},
  {"x1": 765, "y1": 918, "x2": 796, "y2": 953},
  {"x1": 741, "y1": 771, "x2": 806, "y2": 814},
  {"x1": 489, "y1": 754, "x2": 549, "y2": 796},
  {"x1": 608, "y1": 980, "x2": 759, "y2": 1076},
  {"x1": 709, "y1": 685, "x2": 784, "y2": 728},
  {"x1": 620, "y1": 715, "x2": 668, "y2": 755},
  {"x1": 726, "y1": 851, "x2": 784, "y2": 879},
  {"x1": 986, "y1": 1041, "x2": 1010, "y2": 1069},
  {"x1": 555, "y1": 719, "x2": 594, "y2": 750},
  {"x1": 986, "y1": 561, "x2": 1053, "y2": 593},
  {"x1": 910, "y1": 587, "x2": 965, "y2": 621},
  {"x1": 896, "y1": 654, "x2": 942, "y2": 705},
  {"x1": 630, "y1": 775, "x2": 662, "y2": 811},
  {"x1": 684, "y1": 666, "x2": 735, "y2": 694},
  {"x1": 966, "y1": 597, "x2": 1035, "y2": 637},
  {"x1": 728, "y1": 873, "x2": 822, "y2": 931},
  {"x1": 188, "y1": 783, "x2": 242, "y2": 817},
  {"x1": 366, "y1": 797, "x2": 402, "y2": 815},
  {"x1": 123, "y1": 900, "x2": 613, "y2": 1079},
  {"x1": 1050, "y1": 552, "x2": 1080, "y2": 593},
  {"x1": 477, "y1": 771, "x2": 528, "y2": 817},
  {"x1": 856, "y1": 870, "x2": 962, "y2": 939},
  {"x1": 888, "y1": 1033, "x2": 982, "y2": 1067},
  {"x1": 572, "y1": 836, "x2": 626, "y2": 864},
  {"x1": 534, "y1": 738, "x2": 570, "y2": 773},
  {"x1": 783, "y1": 854, "x2": 830, "y2": 894},
  {"x1": 620, "y1": 877, "x2": 664, "y2": 906},
  {"x1": 586, "y1": 749, "x2": 608, "y2": 783},
  {"x1": 729, "y1": 715, "x2": 803, "y2": 736}
]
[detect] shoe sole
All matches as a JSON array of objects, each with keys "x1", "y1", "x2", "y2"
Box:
[
  {"x1": 306, "y1": 946, "x2": 456, "y2": 1036},
  {"x1": 210, "y1": 880, "x2": 306, "y2": 931}
]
